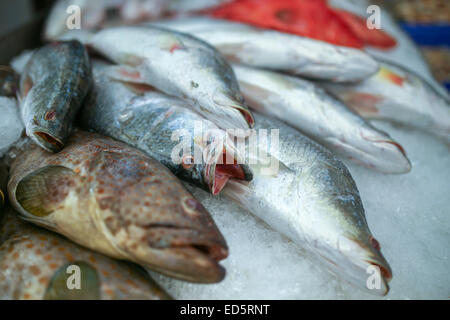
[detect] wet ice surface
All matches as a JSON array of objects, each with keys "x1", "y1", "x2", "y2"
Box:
[
  {"x1": 0, "y1": 97, "x2": 23, "y2": 157},
  {"x1": 150, "y1": 121, "x2": 450, "y2": 299}
]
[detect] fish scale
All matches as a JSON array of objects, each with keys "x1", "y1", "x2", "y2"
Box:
[
  {"x1": 0, "y1": 207, "x2": 172, "y2": 300},
  {"x1": 7, "y1": 131, "x2": 228, "y2": 283},
  {"x1": 222, "y1": 113, "x2": 392, "y2": 295},
  {"x1": 19, "y1": 41, "x2": 92, "y2": 153}
]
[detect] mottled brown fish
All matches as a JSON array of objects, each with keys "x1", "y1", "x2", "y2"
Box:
[
  {"x1": 0, "y1": 207, "x2": 172, "y2": 300},
  {"x1": 19, "y1": 41, "x2": 92, "y2": 152},
  {"x1": 7, "y1": 131, "x2": 228, "y2": 283}
]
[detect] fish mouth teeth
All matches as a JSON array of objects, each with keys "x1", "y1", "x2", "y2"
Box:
[{"x1": 32, "y1": 131, "x2": 64, "y2": 152}]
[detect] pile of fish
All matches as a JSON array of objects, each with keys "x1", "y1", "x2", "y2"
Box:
[{"x1": 0, "y1": 0, "x2": 448, "y2": 300}]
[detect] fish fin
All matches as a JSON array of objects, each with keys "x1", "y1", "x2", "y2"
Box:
[
  {"x1": 15, "y1": 166, "x2": 79, "y2": 217},
  {"x1": 106, "y1": 65, "x2": 146, "y2": 84}
]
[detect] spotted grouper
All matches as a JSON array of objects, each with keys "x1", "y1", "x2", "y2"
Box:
[{"x1": 7, "y1": 131, "x2": 228, "y2": 283}]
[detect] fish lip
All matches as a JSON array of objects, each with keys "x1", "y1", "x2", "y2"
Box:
[
  {"x1": 148, "y1": 242, "x2": 228, "y2": 283},
  {"x1": 29, "y1": 128, "x2": 64, "y2": 153},
  {"x1": 205, "y1": 149, "x2": 253, "y2": 195},
  {"x1": 359, "y1": 131, "x2": 412, "y2": 173}
]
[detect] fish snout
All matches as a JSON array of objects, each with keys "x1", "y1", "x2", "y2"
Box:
[
  {"x1": 143, "y1": 222, "x2": 229, "y2": 283},
  {"x1": 337, "y1": 235, "x2": 392, "y2": 296},
  {"x1": 360, "y1": 128, "x2": 411, "y2": 174}
]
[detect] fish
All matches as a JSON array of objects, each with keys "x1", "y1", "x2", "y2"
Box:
[
  {"x1": 233, "y1": 64, "x2": 411, "y2": 174},
  {"x1": 0, "y1": 207, "x2": 172, "y2": 300},
  {"x1": 0, "y1": 162, "x2": 7, "y2": 216},
  {"x1": 7, "y1": 131, "x2": 228, "y2": 283},
  {"x1": 44, "y1": 0, "x2": 106, "y2": 41},
  {"x1": 321, "y1": 60, "x2": 450, "y2": 142},
  {"x1": 18, "y1": 41, "x2": 92, "y2": 153},
  {"x1": 80, "y1": 61, "x2": 252, "y2": 194},
  {"x1": 149, "y1": 17, "x2": 379, "y2": 82},
  {"x1": 44, "y1": 0, "x2": 230, "y2": 40},
  {"x1": 62, "y1": 25, "x2": 254, "y2": 134},
  {"x1": 329, "y1": 0, "x2": 450, "y2": 98},
  {"x1": 0, "y1": 66, "x2": 19, "y2": 97},
  {"x1": 221, "y1": 113, "x2": 392, "y2": 295}
]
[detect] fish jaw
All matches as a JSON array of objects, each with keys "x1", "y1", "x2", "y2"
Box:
[
  {"x1": 26, "y1": 126, "x2": 65, "y2": 153},
  {"x1": 203, "y1": 140, "x2": 253, "y2": 195},
  {"x1": 316, "y1": 235, "x2": 392, "y2": 296},
  {"x1": 141, "y1": 230, "x2": 228, "y2": 283},
  {"x1": 325, "y1": 127, "x2": 411, "y2": 174}
]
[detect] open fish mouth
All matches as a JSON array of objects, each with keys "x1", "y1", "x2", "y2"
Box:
[
  {"x1": 205, "y1": 149, "x2": 253, "y2": 195},
  {"x1": 31, "y1": 130, "x2": 64, "y2": 153},
  {"x1": 235, "y1": 104, "x2": 255, "y2": 127},
  {"x1": 142, "y1": 227, "x2": 229, "y2": 283}
]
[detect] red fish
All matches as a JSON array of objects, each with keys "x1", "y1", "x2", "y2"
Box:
[{"x1": 206, "y1": 0, "x2": 396, "y2": 49}]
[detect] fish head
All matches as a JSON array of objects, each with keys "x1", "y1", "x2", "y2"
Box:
[
  {"x1": 297, "y1": 161, "x2": 392, "y2": 295},
  {"x1": 356, "y1": 125, "x2": 411, "y2": 174},
  {"x1": 198, "y1": 128, "x2": 253, "y2": 195},
  {"x1": 211, "y1": 86, "x2": 255, "y2": 132},
  {"x1": 83, "y1": 146, "x2": 229, "y2": 283}
]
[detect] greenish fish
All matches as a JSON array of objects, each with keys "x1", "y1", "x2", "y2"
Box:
[
  {"x1": 19, "y1": 41, "x2": 92, "y2": 152},
  {"x1": 7, "y1": 131, "x2": 228, "y2": 283},
  {"x1": 61, "y1": 25, "x2": 254, "y2": 134},
  {"x1": 222, "y1": 113, "x2": 392, "y2": 295},
  {"x1": 80, "y1": 61, "x2": 252, "y2": 195},
  {"x1": 0, "y1": 207, "x2": 172, "y2": 300}
]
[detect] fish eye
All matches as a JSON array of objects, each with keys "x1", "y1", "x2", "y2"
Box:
[
  {"x1": 369, "y1": 236, "x2": 381, "y2": 251},
  {"x1": 182, "y1": 155, "x2": 194, "y2": 169}
]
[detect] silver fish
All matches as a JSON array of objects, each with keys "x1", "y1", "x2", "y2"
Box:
[
  {"x1": 80, "y1": 61, "x2": 252, "y2": 194},
  {"x1": 19, "y1": 41, "x2": 92, "y2": 152},
  {"x1": 222, "y1": 113, "x2": 392, "y2": 295},
  {"x1": 64, "y1": 25, "x2": 254, "y2": 134},
  {"x1": 321, "y1": 60, "x2": 450, "y2": 142},
  {"x1": 149, "y1": 17, "x2": 379, "y2": 82},
  {"x1": 7, "y1": 131, "x2": 228, "y2": 283},
  {"x1": 0, "y1": 207, "x2": 172, "y2": 300},
  {"x1": 233, "y1": 64, "x2": 411, "y2": 173},
  {"x1": 329, "y1": 0, "x2": 449, "y2": 98}
]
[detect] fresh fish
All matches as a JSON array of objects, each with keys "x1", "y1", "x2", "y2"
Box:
[
  {"x1": 80, "y1": 61, "x2": 252, "y2": 194},
  {"x1": 0, "y1": 162, "x2": 7, "y2": 216},
  {"x1": 329, "y1": 0, "x2": 449, "y2": 98},
  {"x1": 63, "y1": 25, "x2": 254, "y2": 133},
  {"x1": 0, "y1": 66, "x2": 19, "y2": 97},
  {"x1": 7, "y1": 131, "x2": 228, "y2": 283},
  {"x1": 233, "y1": 64, "x2": 411, "y2": 173},
  {"x1": 44, "y1": 0, "x2": 230, "y2": 40},
  {"x1": 321, "y1": 60, "x2": 450, "y2": 142},
  {"x1": 44, "y1": 0, "x2": 107, "y2": 41},
  {"x1": 0, "y1": 207, "x2": 172, "y2": 300},
  {"x1": 222, "y1": 113, "x2": 392, "y2": 295},
  {"x1": 19, "y1": 41, "x2": 92, "y2": 153},
  {"x1": 150, "y1": 17, "x2": 379, "y2": 82}
]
